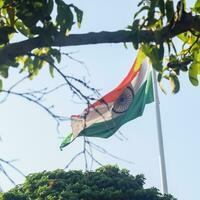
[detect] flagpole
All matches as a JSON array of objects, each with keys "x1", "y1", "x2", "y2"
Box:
[{"x1": 152, "y1": 70, "x2": 168, "y2": 194}]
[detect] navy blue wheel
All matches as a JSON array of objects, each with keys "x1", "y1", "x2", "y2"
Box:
[{"x1": 112, "y1": 86, "x2": 134, "y2": 114}]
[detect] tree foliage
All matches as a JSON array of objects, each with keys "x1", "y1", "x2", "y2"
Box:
[
  {"x1": 0, "y1": 0, "x2": 83, "y2": 89},
  {"x1": 129, "y1": 0, "x2": 200, "y2": 92},
  {"x1": 0, "y1": 0, "x2": 199, "y2": 94},
  {"x1": 0, "y1": 165, "x2": 176, "y2": 200}
]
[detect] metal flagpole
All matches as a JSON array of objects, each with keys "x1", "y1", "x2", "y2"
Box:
[{"x1": 152, "y1": 69, "x2": 168, "y2": 194}]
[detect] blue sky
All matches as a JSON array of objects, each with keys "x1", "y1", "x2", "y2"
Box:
[{"x1": 0, "y1": 1, "x2": 200, "y2": 200}]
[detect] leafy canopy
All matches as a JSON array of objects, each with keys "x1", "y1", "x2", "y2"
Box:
[
  {"x1": 129, "y1": 0, "x2": 200, "y2": 93},
  {"x1": 0, "y1": 165, "x2": 176, "y2": 200},
  {"x1": 0, "y1": 0, "x2": 83, "y2": 89},
  {"x1": 0, "y1": 0, "x2": 200, "y2": 94}
]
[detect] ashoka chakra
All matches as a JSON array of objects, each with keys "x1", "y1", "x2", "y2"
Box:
[{"x1": 112, "y1": 86, "x2": 134, "y2": 114}]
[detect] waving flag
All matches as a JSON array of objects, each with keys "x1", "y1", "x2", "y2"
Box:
[{"x1": 60, "y1": 51, "x2": 154, "y2": 149}]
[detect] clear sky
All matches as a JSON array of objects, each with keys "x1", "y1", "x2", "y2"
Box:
[{"x1": 0, "y1": 1, "x2": 199, "y2": 200}]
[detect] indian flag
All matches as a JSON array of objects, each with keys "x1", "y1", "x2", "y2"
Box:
[{"x1": 60, "y1": 51, "x2": 154, "y2": 149}]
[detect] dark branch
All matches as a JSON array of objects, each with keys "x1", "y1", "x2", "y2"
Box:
[{"x1": 0, "y1": 12, "x2": 199, "y2": 65}]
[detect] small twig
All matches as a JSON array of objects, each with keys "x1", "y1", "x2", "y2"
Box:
[
  {"x1": 0, "y1": 159, "x2": 25, "y2": 177},
  {"x1": 61, "y1": 51, "x2": 91, "y2": 77},
  {"x1": 27, "y1": 53, "x2": 98, "y2": 103},
  {"x1": 0, "y1": 90, "x2": 69, "y2": 131},
  {"x1": 88, "y1": 141, "x2": 134, "y2": 165},
  {"x1": 61, "y1": 52, "x2": 85, "y2": 65},
  {"x1": 64, "y1": 151, "x2": 84, "y2": 169},
  {"x1": 0, "y1": 76, "x2": 28, "y2": 103},
  {"x1": 66, "y1": 75, "x2": 100, "y2": 97},
  {"x1": 85, "y1": 149, "x2": 103, "y2": 167},
  {"x1": 114, "y1": 134, "x2": 125, "y2": 141},
  {"x1": 9, "y1": 76, "x2": 29, "y2": 91},
  {"x1": 118, "y1": 130, "x2": 128, "y2": 140},
  {"x1": 0, "y1": 163, "x2": 16, "y2": 185}
]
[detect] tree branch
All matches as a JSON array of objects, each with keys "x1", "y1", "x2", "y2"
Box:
[{"x1": 0, "y1": 12, "x2": 199, "y2": 65}]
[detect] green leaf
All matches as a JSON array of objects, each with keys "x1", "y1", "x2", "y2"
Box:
[
  {"x1": 49, "y1": 48, "x2": 61, "y2": 63},
  {"x1": 157, "y1": 71, "x2": 167, "y2": 94},
  {"x1": 192, "y1": 0, "x2": 200, "y2": 13},
  {"x1": 193, "y1": 49, "x2": 200, "y2": 63},
  {"x1": 147, "y1": 0, "x2": 158, "y2": 26},
  {"x1": 49, "y1": 64, "x2": 54, "y2": 78},
  {"x1": 47, "y1": 0, "x2": 54, "y2": 16},
  {"x1": 56, "y1": 0, "x2": 74, "y2": 33},
  {"x1": 123, "y1": 42, "x2": 128, "y2": 49},
  {"x1": 23, "y1": 57, "x2": 34, "y2": 75},
  {"x1": 131, "y1": 19, "x2": 140, "y2": 30},
  {"x1": 189, "y1": 62, "x2": 199, "y2": 86},
  {"x1": 157, "y1": 73, "x2": 162, "y2": 82},
  {"x1": 158, "y1": 0, "x2": 165, "y2": 15},
  {"x1": 142, "y1": 44, "x2": 163, "y2": 71},
  {"x1": 159, "y1": 81, "x2": 167, "y2": 94},
  {"x1": 169, "y1": 73, "x2": 180, "y2": 93},
  {"x1": 0, "y1": 64, "x2": 9, "y2": 78},
  {"x1": 15, "y1": 20, "x2": 33, "y2": 38},
  {"x1": 176, "y1": 0, "x2": 184, "y2": 21},
  {"x1": 137, "y1": 0, "x2": 145, "y2": 7},
  {"x1": 0, "y1": 0, "x2": 3, "y2": 8},
  {"x1": 158, "y1": 43, "x2": 164, "y2": 61},
  {"x1": 72, "y1": 6, "x2": 83, "y2": 28},
  {"x1": 178, "y1": 32, "x2": 187, "y2": 43},
  {"x1": 0, "y1": 79, "x2": 2, "y2": 91},
  {"x1": 130, "y1": 20, "x2": 140, "y2": 49},
  {"x1": 165, "y1": 0, "x2": 174, "y2": 23},
  {"x1": 0, "y1": 26, "x2": 16, "y2": 44},
  {"x1": 33, "y1": 57, "x2": 43, "y2": 74},
  {"x1": 182, "y1": 0, "x2": 186, "y2": 10}
]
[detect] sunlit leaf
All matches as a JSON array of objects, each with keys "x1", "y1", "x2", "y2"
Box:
[
  {"x1": 159, "y1": 81, "x2": 167, "y2": 94},
  {"x1": 33, "y1": 48, "x2": 50, "y2": 56},
  {"x1": 189, "y1": 62, "x2": 199, "y2": 86},
  {"x1": 0, "y1": 0, "x2": 3, "y2": 8},
  {"x1": 169, "y1": 73, "x2": 180, "y2": 93},
  {"x1": 193, "y1": 49, "x2": 200, "y2": 63},
  {"x1": 142, "y1": 44, "x2": 163, "y2": 71},
  {"x1": 192, "y1": 0, "x2": 200, "y2": 13},
  {"x1": 15, "y1": 20, "x2": 33, "y2": 38},
  {"x1": 178, "y1": 32, "x2": 196, "y2": 44}
]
